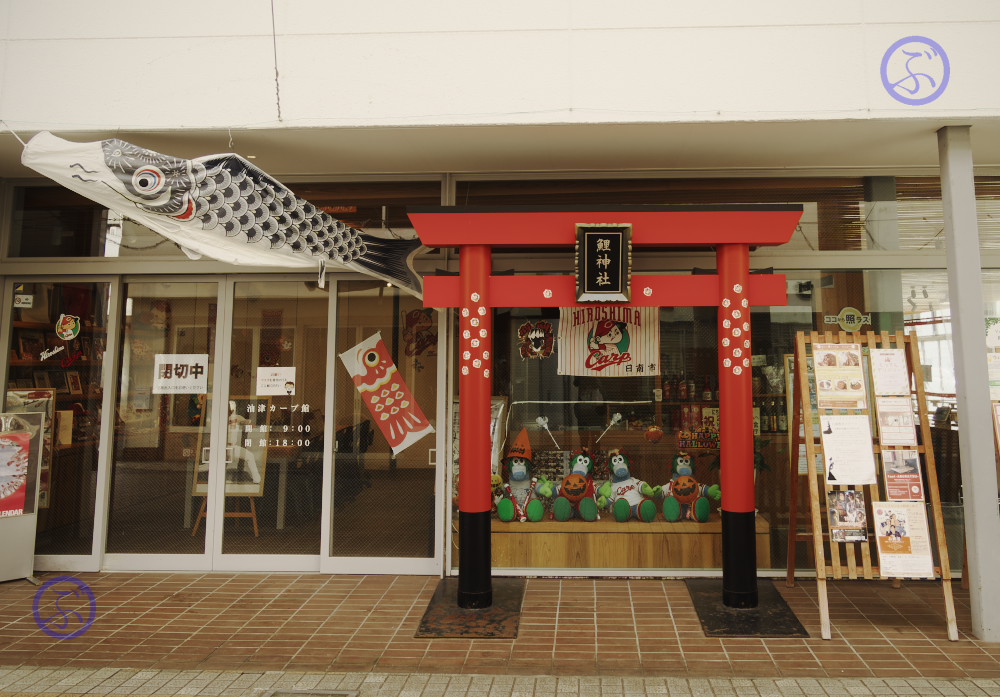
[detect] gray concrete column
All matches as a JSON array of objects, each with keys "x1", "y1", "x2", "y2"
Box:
[{"x1": 938, "y1": 125, "x2": 1000, "y2": 641}]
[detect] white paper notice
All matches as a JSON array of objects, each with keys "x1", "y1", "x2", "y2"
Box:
[
  {"x1": 989, "y1": 354, "x2": 1000, "y2": 401},
  {"x1": 874, "y1": 501, "x2": 935, "y2": 578},
  {"x1": 152, "y1": 354, "x2": 209, "y2": 394},
  {"x1": 870, "y1": 348, "x2": 910, "y2": 396},
  {"x1": 820, "y1": 414, "x2": 878, "y2": 485},
  {"x1": 256, "y1": 366, "x2": 297, "y2": 396},
  {"x1": 875, "y1": 396, "x2": 918, "y2": 447}
]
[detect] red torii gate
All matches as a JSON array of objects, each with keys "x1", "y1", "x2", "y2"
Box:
[{"x1": 407, "y1": 205, "x2": 803, "y2": 609}]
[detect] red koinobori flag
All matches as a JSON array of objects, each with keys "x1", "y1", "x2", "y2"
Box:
[
  {"x1": 0, "y1": 431, "x2": 30, "y2": 517},
  {"x1": 339, "y1": 332, "x2": 434, "y2": 456}
]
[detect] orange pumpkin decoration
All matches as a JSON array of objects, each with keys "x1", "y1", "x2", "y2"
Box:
[
  {"x1": 671, "y1": 475, "x2": 700, "y2": 504},
  {"x1": 560, "y1": 473, "x2": 589, "y2": 503}
]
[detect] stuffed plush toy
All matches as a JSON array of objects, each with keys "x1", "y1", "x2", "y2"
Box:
[
  {"x1": 538, "y1": 448, "x2": 600, "y2": 521},
  {"x1": 496, "y1": 428, "x2": 545, "y2": 522},
  {"x1": 597, "y1": 449, "x2": 661, "y2": 522},
  {"x1": 662, "y1": 451, "x2": 721, "y2": 523}
]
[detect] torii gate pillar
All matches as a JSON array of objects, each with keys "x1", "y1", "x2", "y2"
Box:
[
  {"x1": 716, "y1": 243, "x2": 758, "y2": 607},
  {"x1": 408, "y1": 205, "x2": 803, "y2": 610},
  {"x1": 456, "y1": 245, "x2": 494, "y2": 608}
]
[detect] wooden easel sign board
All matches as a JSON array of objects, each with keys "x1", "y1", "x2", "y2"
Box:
[{"x1": 785, "y1": 330, "x2": 958, "y2": 641}]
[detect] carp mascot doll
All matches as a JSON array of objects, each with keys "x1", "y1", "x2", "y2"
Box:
[
  {"x1": 597, "y1": 449, "x2": 661, "y2": 522},
  {"x1": 496, "y1": 428, "x2": 545, "y2": 522},
  {"x1": 537, "y1": 448, "x2": 600, "y2": 521},
  {"x1": 662, "y1": 451, "x2": 721, "y2": 522}
]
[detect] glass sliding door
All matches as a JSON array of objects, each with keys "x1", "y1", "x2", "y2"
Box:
[
  {"x1": 326, "y1": 280, "x2": 442, "y2": 573},
  {"x1": 106, "y1": 281, "x2": 218, "y2": 558},
  {"x1": 220, "y1": 280, "x2": 328, "y2": 557}
]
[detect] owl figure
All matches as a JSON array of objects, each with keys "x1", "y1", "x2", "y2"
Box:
[{"x1": 339, "y1": 332, "x2": 434, "y2": 455}]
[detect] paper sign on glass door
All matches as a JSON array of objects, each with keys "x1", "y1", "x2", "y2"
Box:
[
  {"x1": 256, "y1": 366, "x2": 297, "y2": 396},
  {"x1": 152, "y1": 354, "x2": 208, "y2": 394}
]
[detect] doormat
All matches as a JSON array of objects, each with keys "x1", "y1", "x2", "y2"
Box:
[
  {"x1": 684, "y1": 578, "x2": 809, "y2": 637},
  {"x1": 415, "y1": 577, "x2": 525, "y2": 638}
]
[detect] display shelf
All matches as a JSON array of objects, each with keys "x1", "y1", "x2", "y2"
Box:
[{"x1": 464, "y1": 514, "x2": 771, "y2": 569}]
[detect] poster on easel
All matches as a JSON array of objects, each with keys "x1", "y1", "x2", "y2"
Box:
[
  {"x1": 874, "y1": 396, "x2": 918, "y2": 446},
  {"x1": 4, "y1": 389, "x2": 56, "y2": 508},
  {"x1": 870, "y1": 348, "x2": 910, "y2": 396},
  {"x1": 882, "y1": 449, "x2": 924, "y2": 501},
  {"x1": 0, "y1": 412, "x2": 45, "y2": 583},
  {"x1": 988, "y1": 354, "x2": 1000, "y2": 401},
  {"x1": 827, "y1": 489, "x2": 868, "y2": 542},
  {"x1": 785, "y1": 354, "x2": 824, "y2": 476},
  {"x1": 819, "y1": 414, "x2": 877, "y2": 484},
  {"x1": 874, "y1": 501, "x2": 935, "y2": 579},
  {"x1": 814, "y1": 343, "x2": 867, "y2": 409}
]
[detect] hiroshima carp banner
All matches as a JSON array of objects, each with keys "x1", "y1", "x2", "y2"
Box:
[{"x1": 557, "y1": 306, "x2": 660, "y2": 378}]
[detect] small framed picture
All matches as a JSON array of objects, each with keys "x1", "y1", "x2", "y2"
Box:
[
  {"x1": 66, "y1": 371, "x2": 83, "y2": 395},
  {"x1": 18, "y1": 331, "x2": 44, "y2": 361},
  {"x1": 33, "y1": 371, "x2": 52, "y2": 388}
]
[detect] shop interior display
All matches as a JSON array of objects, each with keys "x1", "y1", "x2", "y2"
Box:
[{"x1": 7, "y1": 283, "x2": 105, "y2": 535}]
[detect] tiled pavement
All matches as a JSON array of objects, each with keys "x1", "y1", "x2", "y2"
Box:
[{"x1": 2, "y1": 572, "x2": 1000, "y2": 696}]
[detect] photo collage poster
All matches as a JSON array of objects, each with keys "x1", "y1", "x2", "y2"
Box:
[{"x1": 827, "y1": 489, "x2": 868, "y2": 542}]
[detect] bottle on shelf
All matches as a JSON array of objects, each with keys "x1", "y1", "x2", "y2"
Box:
[
  {"x1": 677, "y1": 374, "x2": 689, "y2": 401},
  {"x1": 686, "y1": 375, "x2": 697, "y2": 402},
  {"x1": 701, "y1": 376, "x2": 713, "y2": 402},
  {"x1": 777, "y1": 397, "x2": 788, "y2": 432},
  {"x1": 769, "y1": 398, "x2": 779, "y2": 432}
]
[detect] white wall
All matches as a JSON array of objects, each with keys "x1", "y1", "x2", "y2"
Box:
[{"x1": 1, "y1": 0, "x2": 998, "y2": 131}]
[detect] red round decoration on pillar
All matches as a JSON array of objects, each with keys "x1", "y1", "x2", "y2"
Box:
[
  {"x1": 458, "y1": 246, "x2": 494, "y2": 513},
  {"x1": 717, "y1": 244, "x2": 755, "y2": 514}
]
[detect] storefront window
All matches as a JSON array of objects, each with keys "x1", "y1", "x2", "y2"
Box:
[
  {"x1": 5, "y1": 281, "x2": 109, "y2": 555},
  {"x1": 331, "y1": 280, "x2": 438, "y2": 558}
]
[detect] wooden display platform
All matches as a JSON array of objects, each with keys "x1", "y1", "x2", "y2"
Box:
[{"x1": 463, "y1": 514, "x2": 770, "y2": 570}]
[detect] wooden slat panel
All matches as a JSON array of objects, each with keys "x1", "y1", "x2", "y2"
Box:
[{"x1": 483, "y1": 515, "x2": 771, "y2": 569}]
